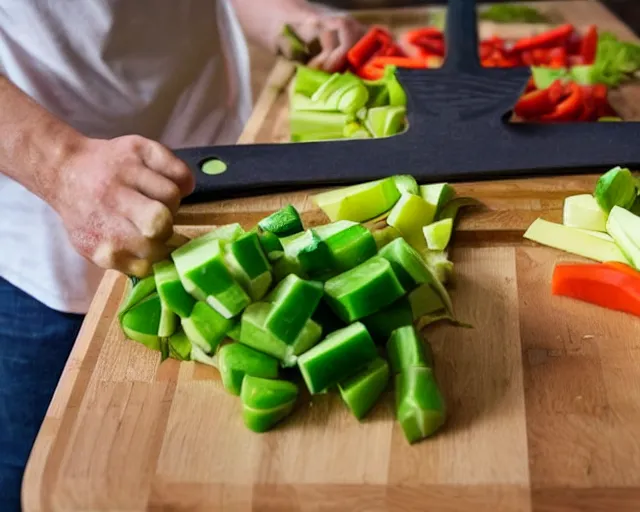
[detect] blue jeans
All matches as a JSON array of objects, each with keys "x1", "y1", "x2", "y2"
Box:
[{"x1": 0, "y1": 277, "x2": 84, "y2": 511}]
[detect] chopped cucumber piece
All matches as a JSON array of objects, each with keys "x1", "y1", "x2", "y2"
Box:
[
  {"x1": 606, "y1": 206, "x2": 640, "y2": 269},
  {"x1": 218, "y1": 343, "x2": 279, "y2": 396},
  {"x1": 324, "y1": 256, "x2": 405, "y2": 323},
  {"x1": 258, "y1": 205, "x2": 304, "y2": 237},
  {"x1": 524, "y1": 218, "x2": 628, "y2": 263},
  {"x1": 563, "y1": 194, "x2": 608, "y2": 232},
  {"x1": 168, "y1": 329, "x2": 192, "y2": 361},
  {"x1": 423, "y1": 218, "x2": 454, "y2": 251},
  {"x1": 408, "y1": 283, "x2": 444, "y2": 320},
  {"x1": 265, "y1": 275, "x2": 324, "y2": 343},
  {"x1": 387, "y1": 193, "x2": 436, "y2": 250},
  {"x1": 241, "y1": 376, "x2": 298, "y2": 433},
  {"x1": 118, "y1": 275, "x2": 156, "y2": 319},
  {"x1": 361, "y1": 296, "x2": 413, "y2": 342},
  {"x1": 393, "y1": 175, "x2": 419, "y2": 195},
  {"x1": 318, "y1": 223, "x2": 377, "y2": 273},
  {"x1": 420, "y1": 183, "x2": 455, "y2": 217},
  {"x1": 225, "y1": 232, "x2": 272, "y2": 301},
  {"x1": 594, "y1": 166, "x2": 638, "y2": 213},
  {"x1": 153, "y1": 260, "x2": 196, "y2": 318},
  {"x1": 386, "y1": 326, "x2": 432, "y2": 374},
  {"x1": 312, "y1": 178, "x2": 401, "y2": 223},
  {"x1": 181, "y1": 301, "x2": 233, "y2": 354},
  {"x1": 395, "y1": 367, "x2": 446, "y2": 443},
  {"x1": 240, "y1": 302, "x2": 322, "y2": 366},
  {"x1": 297, "y1": 322, "x2": 378, "y2": 394},
  {"x1": 372, "y1": 225, "x2": 402, "y2": 250},
  {"x1": 172, "y1": 237, "x2": 250, "y2": 319},
  {"x1": 338, "y1": 357, "x2": 389, "y2": 420},
  {"x1": 283, "y1": 229, "x2": 334, "y2": 279},
  {"x1": 121, "y1": 293, "x2": 162, "y2": 351}
]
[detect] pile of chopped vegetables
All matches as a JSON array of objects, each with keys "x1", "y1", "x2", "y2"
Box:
[
  {"x1": 117, "y1": 176, "x2": 479, "y2": 441},
  {"x1": 524, "y1": 165, "x2": 640, "y2": 317}
]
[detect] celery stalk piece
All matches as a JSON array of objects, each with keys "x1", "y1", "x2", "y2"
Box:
[
  {"x1": 118, "y1": 275, "x2": 157, "y2": 319},
  {"x1": 258, "y1": 205, "x2": 304, "y2": 237},
  {"x1": 348, "y1": 127, "x2": 373, "y2": 139},
  {"x1": 297, "y1": 322, "x2": 378, "y2": 394},
  {"x1": 420, "y1": 183, "x2": 455, "y2": 217},
  {"x1": 241, "y1": 376, "x2": 298, "y2": 432},
  {"x1": 365, "y1": 82, "x2": 390, "y2": 108},
  {"x1": 218, "y1": 343, "x2": 280, "y2": 396},
  {"x1": 361, "y1": 296, "x2": 413, "y2": 342},
  {"x1": 387, "y1": 193, "x2": 437, "y2": 250},
  {"x1": 606, "y1": 206, "x2": 640, "y2": 269},
  {"x1": 291, "y1": 93, "x2": 335, "y2": 112},
  {"x1": 569, "y1": 65, "x2": 596, "y2": 85},
  {"x1": 311, "y1": 73, "x2": 359, "y2": 106},
  {"x1": 531, "y1": 66, "x2": 569, "y2": 89},
  {"x1": 563, "y1": 194, "x2": 608, "y2": 232},
  {"x1": 282, "y1": 229, "x2": 335, "y2": 279},
  {"x1": 316, "y1": 222, "x2": 377, "y2": 273},
  {"x1": 293, "y1": 65, "x2": 332, "y2": 97},
  {"x1": 168, "y1": 329, "x2": 192, "y2": 361},
  {"x1": 291, "y1": 132, "x2": 345, "y2": 142},
  {"x1": 336, "y1": 83, "x2": 369, "y2": 115},
  {"x1": 594, "y1": 166, "x2": 638, "y2": 213},
  {"x1": 632, "y1": 197, "x2": 640, "y2": 216},
  {"x1": 394, "y1": 175, "x2": 419, "y2": 195},
  {"x1": 324, "y1": 256, "x2": 405, "y2": 323},
  {"x1": 338, "y1": 357, "x2": 389, "y2": 420},
  {"x1": 153, "y1": 260, "x2": 196, "y2": 318},
  {"x1": 366, "y1": 106, "x2": 406, "y2": 137},
  {"x1": 372, "y1": 225, "x2": 402, "y2": 250},
  {"x1": 524, "y1": 218, "x2": 629, "y2": 263},
  {"x1": 312, "y1": 177, "x2": 401, "y2": 223},
  {"x1": 423, "y1": 219, "x2": 454, "y2": 251},
  {"x1": 278, "y1": 24, "x2": 312, "y2": 62},
  {"x1": 265, "y1": 274, "x2": 324, "y2": 344},
  {"x1": 408, "y1": 282, "x2": 444, "y2": 320},
  {"x1": 436, "y1": 197, "x2": 482, "y2": 223},
  {"x1": 395, "y1": 367, "x2": 446, "y2": 443},
  {"x1": 386, "y1": 326, "x2": 432, "y2": 374},
  {"x1": 181, "y1": 301, "x2": 233, "y2": 354},
  {"x1": 121, "y1": 293, "x2": 162, "y2": 351},
  {"x1": 225, "y1": 232, "x2": 273, "y2": 301},
  {"x1": 290, "y1": 110, "x2": 350, "y2": 137},
  {"x1": 172, "y1": 237, "x2": 250, "y2": 319},
  {"x1": 240, "y1": 302, "x2": 322, "y2": 366}
]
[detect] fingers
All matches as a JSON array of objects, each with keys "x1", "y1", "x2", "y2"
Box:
[
  {"x1": 137, "y1": 139, "x2": 195, "y2": 198},
  {"x1": 307, "y1": 29, "x2": 340, "y2": 70},
  {"x1": 306, "y1": 16, "x2": 367, "y2": 73},
  {"x1": 127, "y1": 165, "x2": 182, "y2": 215},
  {"x1": 114, "y1": 186, "x2": 174, "y2": 242}
]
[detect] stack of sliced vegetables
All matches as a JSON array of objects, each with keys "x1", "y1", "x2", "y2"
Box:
[
  {"x1": 289, "y1": 64, "x2": 408, "y2": 142},
  {"x1": 524, "y1": 165, "x2": 640, "y2": 317},
  {"x1": 117, "y1": 175, "x2": 478, "y2": 442}
]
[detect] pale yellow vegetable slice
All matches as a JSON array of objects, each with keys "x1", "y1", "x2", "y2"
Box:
[
  {"x1": 523, "y1": 218, "x2": 628, "y2": 263},
  {"x1": 387, "y1": 193, "x2": 436, "y2": 250},
  {"x1": 422, "y1": 218, "x2": 453, "y2": 251},
  {"x1": 563, "y1": 194, "x2": 607, "y2": 232}
]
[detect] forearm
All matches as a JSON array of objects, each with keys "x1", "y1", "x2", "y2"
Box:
[{"x1": 0, "y1": 75, "x2": 84, "y2": 206}]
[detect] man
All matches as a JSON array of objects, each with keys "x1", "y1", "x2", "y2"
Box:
[{"x1": 0, "y1": 1, "x2": 364, "y2": 508}]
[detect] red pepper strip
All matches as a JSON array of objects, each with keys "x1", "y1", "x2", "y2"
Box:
[
  {"x1": 368, "y1": 55, "x2": 427, "y2": 69},
  {"x1": 521, "y1": 51, "x2": 534, "y2": 66},
  {"x1": 548, "y1": 80, "x2": 567, "y2": 103},
  {"x1": 514, "y1": 88, "x2": 556, "y2": 118},
  {"x1": 580, "y1": 25, "x2": 598, "y2": 65},
  {"x1": 568, "y1": 55, "x2": 585, "y2": 66},
  {"x1": 525, "y1": 77, "x2": 536, "y2": 93},
  {"x1": 577, "y1": 87, "x2": 596, "y2": 121},
  {"x1": 591, "y1": 84, "x2": 618, "y2": 118},
  {"x1": 411, "y1": 38, "x2": 445, "y2": 56},
  {"x1": 511, "y1": 24, "x2": 575, "y2": 52},
  {"x1": 548, "y1": 47, "x2": 568, "y2": 68},
  {"x1": 532, "y1": 48, "x2": 550, "y2": 66},
  {"x1": 480, "y1": 41, "x2": 494, "y2": 60},
  {"x1": 551, "y1": 263, "x2": 640, "y2": 318},
  {"x1": 403, "y1": 27, "x2": 443, "y2": 45},
  {"x1": 381, "y1": 44, "x2": 407, "y2": 57},
  {"x1": 541, "y1": 82, "x2": 583, "y2": 121},
  {"x1": 604, "y1": 261, "x2": 640, "y2": 278},
  {"x1": 566, "y1": 31, "x2": 584, "y2": 55},
  {"x1": 347, "y1": 26, "x2": 393, "y2": 69},
  {"x1": 355, "y1": 64, "x2": 384, "y2": 80}
]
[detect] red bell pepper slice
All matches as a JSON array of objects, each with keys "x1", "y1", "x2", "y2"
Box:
[
  {"x1": 521, "y1": 51, "x2": 535, "y2": 66},
  {"x1": 356, "y1": 63, "x2": 384, "y2": 80},
  {"x1": 548, "y1": 47, "x2": 568, "y2": 68},
  {"x1": 591, "y1": 84, "x2": 618, "y2": 118},
  {"x1": 412, "y1": 38, "x2": 445, "y2": 57},
  {"x1": 580, "y1": 25, "x2": 598, "y2": 65},
  {"x1": 551, "y1": 262, "x2": 640, "y2": 318},
  {"x1": 347, "y1": 26, "x2": 393, "y2": 69},
  {"x1": 403, "y1": 27, "x2": 443, "y2": 46},
  {"x1": 604, "y1": 262, "x2": 640, "y2": 279},
  {"x1": 514, "y1": 88, "x2": 556, "y2": 119},
  {"x1": 511, "y1": 24, "x2": 575, "y2": 52},
  {"x1": 548, "y1": 80, "x2": 567, "y2": 103},
  {"x1": 368, "y1": 56, "x2": 427, "y2": 69},
  {"x1": 576, "y1": 87, "x2": 596, "y2": 121},
  {"x1": 541, "y1": 82, "x2": 583, "y2": 121}
]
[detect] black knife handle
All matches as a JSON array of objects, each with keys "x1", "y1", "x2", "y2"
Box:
[{"x1": 443, "y1": 0, "x2": 482, "y2": 74}]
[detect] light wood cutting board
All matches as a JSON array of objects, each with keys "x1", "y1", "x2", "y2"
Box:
[{"x1": 23, "y1": 2, "x2": 640, "y2": 511}]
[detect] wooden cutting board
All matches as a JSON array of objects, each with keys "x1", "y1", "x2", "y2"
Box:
[{"x1": 23, "y1": 2, "x2": 640, "y2": 511}]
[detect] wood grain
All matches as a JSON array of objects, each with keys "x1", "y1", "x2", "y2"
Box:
[{"x1": 23, "y1": 2, "x2": 640, "y2": 511}]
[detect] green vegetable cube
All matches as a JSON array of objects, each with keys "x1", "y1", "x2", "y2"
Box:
[
  {"x1": 338, "y1": 357, "x2": 389, "y2": 420},
  {"x1": 387, "y1": 193, "x2": 436, "y2": 250},
  {"x1": 361, "y1": 296, "x2": 413, "y2": 342},
  {"x1": 378, "y1": 238, "x2": 432, "y2": 291},
  {"x1": 258, "y1": 204, "x2": 304, "y2": 237},
  {"x1": 297, "y1": 322, "x2": 378, "y2": 394},
  {"x1": 181, "y1": 301, "x2": 233, "y2": 354},
  {"x1": 317, "y1": 222, "x2": 377, "y2": 273},
  {"x1": 324, "y1": 256, "x2": 405, "y2": 323},
  {"x1": 257, "y1": 231, "x2": 284, "y2": 261},
  {"x1": 423, "y1": 218, "x2": 453, "y2": 251},
  {"x1": 408, "y1": 283, "x2": 444, "y2": 320},
  {"x1": 225, "y1": 232, "x2": 273, "y2": 301},
  {"x1": 282, "y1": 229, "x2": 334, "y2": 279},
  {"x1": 386, "y1": 326, "x2": 432, "y2": 374},
  {"x1": 200, "y1": 223, "x2": 246, "y2": 243},
  {"x1": 118, "y1": 275, "x2": 156, "y2": 319},
  {"x1": 218, "y1": 343, "x2": 279, "y2": 396},
  {"x1": 168, "y1": 329, "x2": 192, "y2": 361},
  {"x1": 153, "y1": 260, "x2": 196, "y2": 318},
  {"x1": 393, "y1": 175, "x2": 419, "y2": 195},
  {"x1": 265, "y1": 274, "x2": 324, "y2": 344},
  {"x1": 241, "y1": 376, "x2": 298, "y2": 432},
  {"x1": 420, "y1": 183, "x2": 455, "y2": 217},
  {"x1": 120, "y1": 293, "x2": 162, "y2": 351}
]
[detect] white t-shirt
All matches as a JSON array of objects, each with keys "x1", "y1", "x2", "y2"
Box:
[{"x1": 0, "y1": 0, "x2": 252, "y2": 314}]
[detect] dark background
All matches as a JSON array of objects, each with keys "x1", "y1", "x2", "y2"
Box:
[{"x1": 317, "y1": 1, "x2": 640, "y2": 35}]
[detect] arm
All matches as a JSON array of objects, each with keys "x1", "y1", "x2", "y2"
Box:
[
  {"x1": 0, "y1": 75, "x2": 194, "y2": 276},
  {"x1": 230, "y1": 0, "x2": 365, "y2": 72}
]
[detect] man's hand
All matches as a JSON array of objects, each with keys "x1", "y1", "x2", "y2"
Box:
[{"x1": 52, "y1": 135, "x2": 195, "y2": 277}]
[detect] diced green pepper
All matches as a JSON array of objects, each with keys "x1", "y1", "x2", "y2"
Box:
[
  {"x1": 387, "y1": 193, "x2": 436, "y2": 250},
  {"x1": 120, "y1": 293, "x2": 162, "y2": 351},
  {"x1": 386, "y1": 326, "x2": 432, "y2": 374},
  {"x1": 423, "y1": 218, "x2": 454, "y2": 251},
  {"x1": 153, "y1": 260, "x2": 196, "y2": 318},
  {"x1": 338, "y1": 357, "x2": 389, "y2": 420},
  {"x1": 265, "y1": 274, "x2": 324, "y2": 343},
  {"x1": 324, "y1": 256, "x2": 405, "y2": 323},
  {"x1": 317, "y1": 223, "x2": 377, "y2": 273},
  {"x1": 420, "y1": 183, "x2": 455, "y2": 217},
  {"x1": 168, "y1": 329, "x2": 192, "y2": 361},
  {"x1": 257, "y1": 231, "x2": 284, "y2": 261},
  {"x1": 282, "y1": 229, "x2": 334, "y2": 279},
  {"x1": 181, "y1": 301, "x2": 233, "y2": 354},
  {"x1": 361, "y1": 296, "x2": 413, "y2": 342},
  {"x1": 225, "y1": 232, "x2": 272, "y2": 301},
  {"x1": 378, "y1": 238, "x2": 433, "y2": 291},
  {"x1": 118, "y1": 275, "x2": 156, "y2": 319},
  {"x1": 272, "y1": 253, "x2": 305, "y2": 282},
  {"x1": 258, "y1": 205, "x2": 304, "y2": 237},
  {"x1": 408, "y1": 282, "x2": 444, "y2": 320},
  {"x1": 393, "y1": 175, "x2": 419, "y2": 195},
  {"x1": 594, "y1": 166, "x2": 638, "y2": 213},
  {"x1": 395, "y1": 367, "x2": 446, "y2": 443},
  {"x1": 241, "y1": 376, "x2": 298, "y2": 433},
  {"x1": 227, "y1": 321, "x2": 241, "y2": 342},
  {"x1": 218, "y1": 343, "x2": 280, "y2": 396},
  {"x1": 371, "y1": 225, "x2": 402, "y2": 250},
  {"x1": 297, "y1": 322, "x2": 378, "y2": 394}
]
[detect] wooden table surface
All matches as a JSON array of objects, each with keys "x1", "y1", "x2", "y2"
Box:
[{"x1": 23, "y1": 2, "x2": 640, "y2": 511}]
